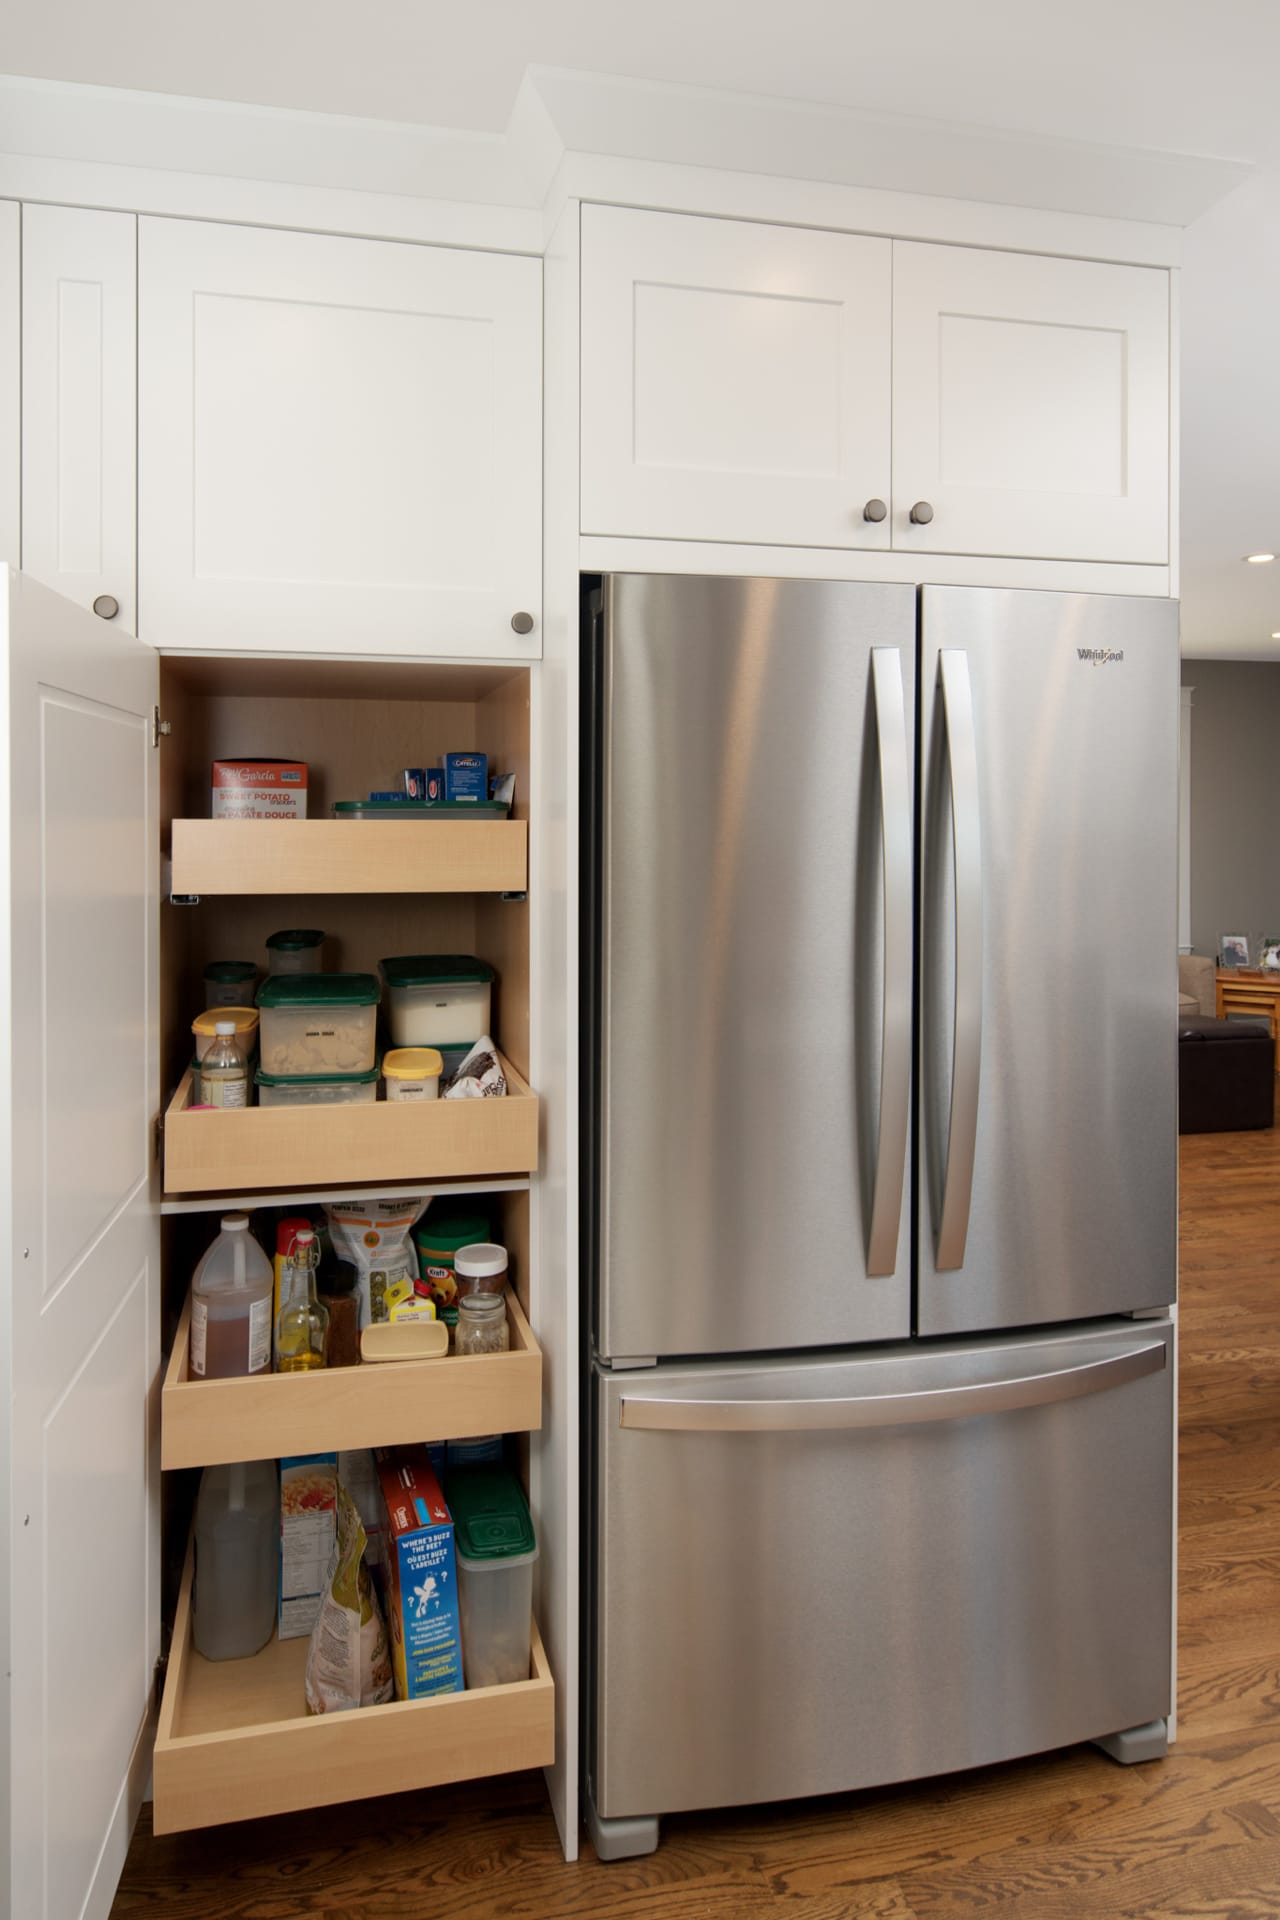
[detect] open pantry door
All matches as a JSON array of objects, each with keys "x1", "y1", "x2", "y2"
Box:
[{"x1": 0, "y1": 569, "x2": 160, "y2": 1920}]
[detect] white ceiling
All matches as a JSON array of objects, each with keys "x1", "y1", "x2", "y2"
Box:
[{"x1": 3, "y1": 0, "x2": 1279, "y2": 655}]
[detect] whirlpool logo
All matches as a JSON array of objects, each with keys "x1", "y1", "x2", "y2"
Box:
[{"x1": 1077, "y1": 647, "x2": 1125, "y2": 666}]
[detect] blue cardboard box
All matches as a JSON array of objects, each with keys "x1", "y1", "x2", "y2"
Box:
[
  {"x1": 444, "y1": 752, "x2": 488, "y2": 804},
  {"x1": 375, "y1": 1446, "x2": 463, "y2": 1698}
]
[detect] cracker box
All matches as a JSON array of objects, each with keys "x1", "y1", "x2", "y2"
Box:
[
  {"x1": 279, "y1": 1453, "x2": 338, "y2": 1639},
  {"x1": 212, "y1": 759, "x2": 308, "y2": 820},
  {"x1": 375, "y1": 1446, "x2": 463, "y2": 1699}
]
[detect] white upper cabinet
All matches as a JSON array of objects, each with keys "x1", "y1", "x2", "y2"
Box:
[
  {"x1": 891, "y1": 243, "x2": 1170, "y2": 564},
  {"x1": 580, "y1": 205, "x2": 893, "y2": 549},
  {"x1": 0, "y1": 202, "x2": 18, "y2": 570},
  {"x1": 139, "y1": 219, "x2": 542, "y2": 656},
  {"x1": 22, "y1": 205, "x2": 138, "y2": 630}
]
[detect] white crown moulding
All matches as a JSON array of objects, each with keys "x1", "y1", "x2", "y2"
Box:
[{"x1": 0, "y1": 65, "x2": 1252, "y2": 229}]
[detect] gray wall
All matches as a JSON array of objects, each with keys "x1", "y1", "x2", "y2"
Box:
[{"x1": 1184, "y1": 661, "x2": 1280, "y2": 960}]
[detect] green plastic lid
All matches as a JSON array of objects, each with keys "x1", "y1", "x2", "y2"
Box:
[
  {"x1": 266, "y1": 929, "x2": 325, "y2": 952},
  {"x1": 256, "y1": 971, "x2": 380, "y2": 1009},
  {"x1": 380, "y1": 954, "x2": 495, "y2": 990},
  {"x1": 204, "y1": 959, "x2": 256, "y2": 983},
  {"x1": 446, "y1": 1467, "x2": 536, "y2": 1563},
  {"x1": 333, "y1": 800, "x2": 509, "y2": 818},
  {"x1": 255, "y1": 1062, "x2": 380, "y2": 1088},
  {"x1": 414, "y1": 1210, "x2": 491, "y2": 1256}
]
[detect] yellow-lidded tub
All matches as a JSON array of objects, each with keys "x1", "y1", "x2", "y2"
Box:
[
  {"x1": 191, "y1": 1006, "x2": 259, "y2": 1062},
  {"x1": 383, "y1": 1047, "x2": 443, "y2": 1102}
]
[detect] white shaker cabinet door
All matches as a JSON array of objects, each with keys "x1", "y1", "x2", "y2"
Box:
[
  {"x1": 2, "y1": 570, "x2": 160, "y2": 1920},
  {"x1": 892, "y1": 243, "x2": 1170, "y2": 564},
  {"x1": 22, "y1": 205, "x2": 138, "y2": 631},
  {"x1": 581, "y1": 205, "x2": 892, "y2": 549},
  {"x1": 139, "y1": 219, "x2": 542, "y2": 656},
  {"x1": 0, "y1": 202, "x2": 18, "y2": 571}
]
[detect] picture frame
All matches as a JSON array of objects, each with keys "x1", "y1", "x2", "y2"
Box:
[
  {"x1": 1220, "y1": 933, "x2": 1252, "y2": 969},
  {"x1": 1259, "y1": 938, "x2": 1280, "y2": 973}
]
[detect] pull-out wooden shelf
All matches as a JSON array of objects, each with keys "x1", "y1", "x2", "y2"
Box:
[
  {"x1": 154, "y1": 1537, "x2": 554, "y2": 1835},
  {"x1": 162, "y1": 1288, "x2": 542, "y2": 1468},
  {"x1": 163, "y1": 1060, "x2": 538, "y2": 1194},
  {"x1": 170, "y1": 817, "x2": 528, "y2": 896}
]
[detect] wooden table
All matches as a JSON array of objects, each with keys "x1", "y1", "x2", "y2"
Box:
[{"x1": 1216, "y1": 969, "x2": 1280, "y2": 1063}]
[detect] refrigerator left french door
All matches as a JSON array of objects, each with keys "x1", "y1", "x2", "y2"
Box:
[{"x1": 590, "y1": 574, "x2": 916, "y2": 1362}]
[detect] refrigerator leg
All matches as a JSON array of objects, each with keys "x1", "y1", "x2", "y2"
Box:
[
  {"x1": 587, "y1": 1793, "x2": 661, "y2": 1862},
  {"x1": 1093, "y1": 1718, "x2": 1169, "y2": 1765}
]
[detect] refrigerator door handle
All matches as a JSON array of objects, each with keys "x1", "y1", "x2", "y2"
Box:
[
  {"x1": 935, "y1": 648, "x2": 984, "y2": 1271},
  {"x1": 619, "y1": 1341, "x2": 1165, "y2": 1432},
  {"x1": 866, "y1": 647, "x2": 913, "y2": 1276}
]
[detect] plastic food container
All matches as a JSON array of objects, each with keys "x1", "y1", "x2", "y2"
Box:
[
  {"x1": 333, "y1": 800, "x2": 510, "y2": 820},
  {"x1": 383, "y1": 1048, "x2": 443, "y2": 1102},
  {"x1": 266, "y1": 929, "x2": 325, "y2": 974},
  {"x1": 204, "y1": 960, "x2": 257, "y2": 1009},
  {"x1": 191, "y1": 1006, "x2": 259, "y2": 1062},
  {"x1": 255, "y1": 1064, "x2": 380, "y2": 1107},
  {"x1": 448, "y1": 1468, "x2": 537, "y2": 1690},
  {"x1": 256, "y1": 974, "x2": 380, "y2": 1075},
  {"x1": 454, "y1": 1242, "x2": 509, "y2": 1299},
  {"x1": 380, "y1": 955, "x2": 495, "y2": 1048}
]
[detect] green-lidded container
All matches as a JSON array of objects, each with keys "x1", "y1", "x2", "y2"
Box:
[
  {"x1": 256, "y1": 972, "x2": 381, "y2": 1076},
  {"x1": 381, "y1": 954, "x2": 496, "y2": 1050},
  {"x1": 413, "y1": 1209, "x2": 491, "y2": 1335},
  {"x1": 203, "y1": 959, "x2": 257, "y2": 1009},
  {"x1": 333, "y1": 800, "x2": 510, "y2": 819},
  {"x1": 447, "y1": 1468, "x2": 538, "y2": 1689},
  {"x1": 265, "y1": 928, "x2": 325, "y2": 975},
  {"x1": 254, "y1": 1062, "x2": 380, "y2": 1108}
]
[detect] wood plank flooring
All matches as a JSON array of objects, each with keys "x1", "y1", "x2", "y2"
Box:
[{"x1": 110, "y1": 1116, "x2": 1280, "y2": 1919}]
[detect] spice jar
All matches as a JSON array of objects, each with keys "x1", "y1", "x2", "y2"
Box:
[
  {"x1": 455, "y1": 1291, "x2": 509, "y2": 1357},
  {"x1": 454, "y1": 1242, "x2": 509, "y2": 1299}
]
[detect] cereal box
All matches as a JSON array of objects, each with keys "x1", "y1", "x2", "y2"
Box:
[
  {"x1": 375, "y1": 1447, "x2": 463, "y2": 1699},
  {"x1": 279, "y1": 1453, "x2": 337, "y2": 1639},
  {"x1": 212, "y1": 759, "x2": 308, "y2": 820}
]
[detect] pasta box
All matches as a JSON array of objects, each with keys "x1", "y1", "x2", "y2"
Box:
[
  {"x1": 279, "y1": 1453, "x2": 337, "y2": 1639},
  {"x1": 375, "y1": 1447, "x2": 463, "y2": 1699},
  {"x1": 212, "y1": 759, "x2": 308, "y2": 820}
]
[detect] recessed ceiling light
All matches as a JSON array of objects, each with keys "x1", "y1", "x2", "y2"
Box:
[{"x1": 1245, "y1": 552, "x2": 1276, "y2": 563}]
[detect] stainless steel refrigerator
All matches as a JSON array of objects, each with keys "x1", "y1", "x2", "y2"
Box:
[{"x1": 583, "y1": 575, "x2": 1178, "y2": 1860}]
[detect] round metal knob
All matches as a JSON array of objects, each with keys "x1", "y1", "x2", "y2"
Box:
[
  {"x1": 909, "y1": 501, "x2": 934, "y2": 526},
  {"x1": 510, "y1": 611, "x2": 535, "y2": 636},
  {"x1": 862, "y1": 498, "x2": 888, "y2": 523},
  {"x1": 92, "y1": 594, "x2": 120, "y2": 620}
]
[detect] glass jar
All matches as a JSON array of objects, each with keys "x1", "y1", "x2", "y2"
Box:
[
  {"x1": 454, "y1": 1242, "x2": 508, "y2": 1298},
  {"x1": 455, "y1": 1291, "x2": 509, "y2": 1357}
]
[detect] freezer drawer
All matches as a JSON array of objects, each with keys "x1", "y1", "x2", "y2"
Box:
[{"x1": 592, "y1": 1320, "x2": 1172, "y2": 1823}]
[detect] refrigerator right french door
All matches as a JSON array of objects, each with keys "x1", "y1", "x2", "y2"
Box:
[{"x1": 916, "y1": 588, "x2": 1179, "y2": 1338}]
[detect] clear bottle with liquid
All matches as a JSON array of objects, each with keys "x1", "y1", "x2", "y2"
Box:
[
  {"x1": 193, "y1": 1459, "x2": 278, "y2": 1660},
  {"x1": 190, "y1": 1213, "x2": 273, "y2": 1379},
  {"x1": 275, "y1": 1226, "x2": 329, "y2": 1372},
  {"x1": 201, "y1": 1020, "x2": 249, "y2": 1109}
]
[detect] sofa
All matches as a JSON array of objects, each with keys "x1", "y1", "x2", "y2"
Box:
[{"x1": 1178, "y1": 952, "x2": 1215, "y2": 1018}]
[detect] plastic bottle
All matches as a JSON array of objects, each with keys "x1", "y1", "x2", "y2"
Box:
[
  {"x1": 190, "y1": 1213, "x2": 274, "y2": 1379},
  {"x1": 201, "y1": 1020, "x2": 249, "y2": 1109},
  {"x1": 275, "y1": 1227, "x2": 329, "y2": 1372},
  {"x1": 193, "y1": 1459, "x2": 278, "y2": 1660}
]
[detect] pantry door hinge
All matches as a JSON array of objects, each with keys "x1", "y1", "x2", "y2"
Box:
[{"x1": 151, "y1": 706, "x2": 171, "y2": 749}]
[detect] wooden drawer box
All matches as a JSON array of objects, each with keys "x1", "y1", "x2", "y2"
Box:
[{"x1": 170, "y1": 817, "x2": 528, "y2": 896}]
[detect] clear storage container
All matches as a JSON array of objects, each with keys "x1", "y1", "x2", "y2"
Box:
[
  {"x1": 333, "y1": 800, "x2": 510, "y2": 820},
  {"x1": 447, "y1": 1468, "x2": 537, "y2": 1690},
  {"x1": 255, "y1": 1063, "x2": 380, "y2": 1106},
  {"x1": 266, "y1": 928, "x2": 325, "y2": 974},
  {"x1": 193, "y1": 1459, "x2": 278, "y2": 1660},
  {"x1": 382, "y1": 1047, "x2": 443, "y2": 1102},
  {"x1": 380, "y1": 955, "x2": 495, "y2": 1048},
  {"x1": 191, "y1": 1006, "x2": 259, "y2": 1062},
  {"x1": 203, "y1": 960, "x2": 257, "y2": 1008},
  {"x1": 256, "y1": 973, "x2": 379, "y2": 1075}
]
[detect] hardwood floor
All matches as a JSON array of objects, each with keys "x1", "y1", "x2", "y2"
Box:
[{"x1": 111, "y1": 1117, "x2": 1280, "y2": 1919}]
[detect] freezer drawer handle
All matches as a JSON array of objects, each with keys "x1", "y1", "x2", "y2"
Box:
[
  {"x1": 866, "y1": 647, "x2": 913, "y2": 1277},
  {"x1": 618, "y1": 1342, "x2": 1165, "y2": 1432},
  {"x1": 935, "y1": 648, "x2": 983, "y2": 1272}
]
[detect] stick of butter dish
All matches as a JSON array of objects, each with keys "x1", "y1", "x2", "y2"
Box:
[{"x1": 361, "y1": 1319, "x2": 449, "y2": 1362}]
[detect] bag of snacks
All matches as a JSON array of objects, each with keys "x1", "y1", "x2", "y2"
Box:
[
  {"x1": 325, "y1": 1197, "x2": 428, "y2": 1331},
  {"x1": 442, "y1": 1036, "x2": 507, "y2": 1100},
  {"x1": 304, "y1": 1485, "x2": 394, "y2": 1714}
]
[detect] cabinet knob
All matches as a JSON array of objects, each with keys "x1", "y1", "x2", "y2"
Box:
[
  {"x1": 92, "y1": 594, "x2": 120, "y2": 620},
  {"x1": 909, "y1": 502, "x2": 934, "y2": 526},
  {"x1": 862, "y1": 498, "x2": 888, "y2": 523},
  {"x1": 510, "y1": 611, "x2": 535, "y2": 636}
]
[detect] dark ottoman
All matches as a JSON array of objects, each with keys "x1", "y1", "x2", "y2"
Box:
[{"x1": 1178, "y1": 1015, "x2": 1274, "y2": 1134}]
